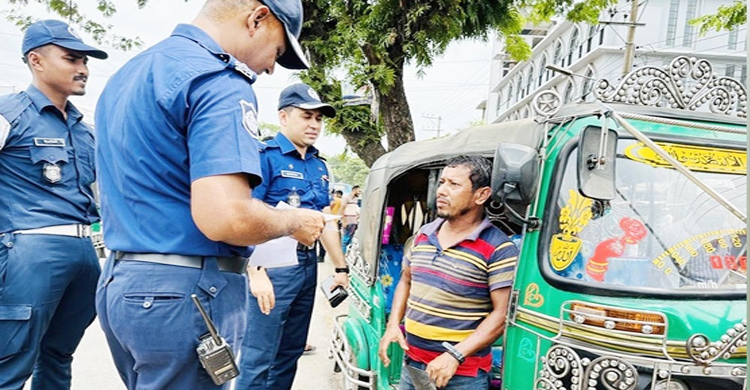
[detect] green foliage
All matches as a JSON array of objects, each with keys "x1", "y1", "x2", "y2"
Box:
[
  {"x1": 258, "y1": 122, "x2": 280, "y2": 140},
  {"x1": 324, "y1": 152, "x2": 370, "y2": 187},
  {"x1": 4, "y1": 0, "x2": 143, "y2": 50},
  {"x1": 690, "y1": 0, "x2": 747, "y2": 35}
]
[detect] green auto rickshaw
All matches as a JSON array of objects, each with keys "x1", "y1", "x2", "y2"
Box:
[{"x1": 330, "y1": 56, "x2": 747, "y2": 390}]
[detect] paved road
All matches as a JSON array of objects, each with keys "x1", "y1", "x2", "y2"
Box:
[{"x1": 23, "y1": 261, "x2": 347, "y2": 390}]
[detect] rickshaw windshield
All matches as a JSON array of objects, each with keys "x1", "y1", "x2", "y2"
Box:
[{"x1": 547, "y1": 138, "x2": 747, "y2": 293}]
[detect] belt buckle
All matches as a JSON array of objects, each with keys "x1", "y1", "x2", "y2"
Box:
[{"x1": 77, "y1": 225, "x2": 90, "y2": 237}]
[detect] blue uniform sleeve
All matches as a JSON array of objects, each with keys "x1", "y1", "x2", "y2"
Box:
[
  {"x1": 251, "y1": 149, "x2": 272, "y2": 201},
  {"x1": 185, "y1": 72, "x2": 262, "y2": 187}
]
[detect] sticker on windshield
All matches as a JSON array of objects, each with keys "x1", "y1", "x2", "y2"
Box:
[
  {"x1": 625, "y1": 143, "x2": 746, "y2": 175},
  {"x1": 549, "y1": 189, "x2": 592, "y2": 272}
]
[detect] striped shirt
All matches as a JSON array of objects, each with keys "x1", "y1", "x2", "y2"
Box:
[{"x1": 404, "y1": 217, "x2": 518, "y2": 376}]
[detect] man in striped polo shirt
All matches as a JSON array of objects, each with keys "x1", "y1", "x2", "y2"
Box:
[{"x1": 378, "y1": 156, "x2": 518, "y2": 389}]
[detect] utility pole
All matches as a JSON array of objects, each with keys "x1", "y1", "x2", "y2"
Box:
[
  {"x1": 622, "y1": 0, "x2": 640, "y2": 77},
  {"x1": 422, "y1": 114, "x2": 442, "y2": 139}
]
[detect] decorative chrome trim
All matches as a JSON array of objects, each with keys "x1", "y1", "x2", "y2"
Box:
[
  {"x1": 616, "y1": 111, "x2": 745, "y2": 135},
  {"x1": 595, "y1": 56, "x2": 747, "y2": 118},
  {"x1": 347, "y1": 286, "x2": 372, "y2": 323},
  {"x1": 508, "y1": 289, "x2": 520, "y2": 323},
  {"x1": 347, "y1": 238, "x2": 375, "y2": 286},
  {"x1": 329, "y1": 314, "x2": 376, "y2": 390},
  {"x1": 687, "y1": 319, "x2": 747, "y2": 365},
  {"x1": 533, "y1": 90, "x2": 562, "y2": 118}
]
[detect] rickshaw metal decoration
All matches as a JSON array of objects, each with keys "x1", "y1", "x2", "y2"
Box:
[
  {"x1": 595, "y1": 56, "x2": 747, "y2": 118},
  {"x1": 687, "y1": 319, "x2": 747, "y2": 365}
]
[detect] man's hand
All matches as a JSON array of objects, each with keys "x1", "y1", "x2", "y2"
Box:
[
  {"x1": 378, "y1": 325, "x2": 409, "y2": 367},
  {"x1": 248, "y1": 268, "x2": 274, "y2": 315},
  {"x1": 290, "y1": 208, "x2": 325, "y2": 246},
  {"x1": 331, "y1": 272, "x2": 349, "y2": 290},
  {"x1": 426, "y1": 353, "x2": 459, "y2": 388}
]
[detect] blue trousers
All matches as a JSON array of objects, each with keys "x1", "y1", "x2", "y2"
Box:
[
  {"x1": 236, "y1": 249, "x2": 317, "y2": 390},
  {"x1": 96, "y1": 254, "x2": 247, "y2": 390},
  {"x1": 0, "y1": 233, "x2": 100, "y2": 390},
  {"x1": 399, "y1": 357, "x2": 489, "y2": 390}
]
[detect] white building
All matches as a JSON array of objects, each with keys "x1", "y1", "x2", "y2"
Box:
[{"x1": 483, "y1": 0, "x2": 747, "y2": 123}]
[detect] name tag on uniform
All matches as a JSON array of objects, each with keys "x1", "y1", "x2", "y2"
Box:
[
  {"x1": 280, "y1": 170, "x2": 304, "y2": 179},
  {"x1": 33, "y1": 138, "x2": 66, "y2": 147}
]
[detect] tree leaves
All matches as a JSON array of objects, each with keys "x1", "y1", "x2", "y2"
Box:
[{"x1": 690, "y1": 0, "x2": 746, "y2": 35}]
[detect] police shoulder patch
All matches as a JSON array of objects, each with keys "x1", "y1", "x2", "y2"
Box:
[{"x1": 239, "y1": 100, "x2": 259, "y2": 140}]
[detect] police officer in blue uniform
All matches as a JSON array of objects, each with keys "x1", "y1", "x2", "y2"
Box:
[
  {"x1": 0, "y1": 20, "x2": 107, "y2": 389},
  {"x1": 237, "y1": 83, "x2": 350, "y2": 390},
  {"x1": 94, "y1": 1, "x2": 324, "y2": 390}
]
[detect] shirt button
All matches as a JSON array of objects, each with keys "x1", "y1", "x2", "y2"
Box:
[
  {"x1": 209, "y1": 286, "x2": 217, "y2": 294},
  {"x1": 5, "y1": 242, "x2": 13, "y2": 248},
  {"x1": 143, "y1": 301, "x2": 152, "y2": 309}
]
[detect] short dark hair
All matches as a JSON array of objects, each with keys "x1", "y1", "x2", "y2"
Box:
[
  {"x1": 444, "y1": 155, "x2": 492, "y2": 191},
  {"x1": 334, "y1": 190, "x2": 343, "y2": 196},
  {"x1": 352, "y1": 185, "x2": 360, "y2": 190}
]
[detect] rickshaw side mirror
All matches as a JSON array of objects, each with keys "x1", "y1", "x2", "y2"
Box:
[
  {"x1": 577, "y1": 126, "x2": 618, "y2": 200},
  {"x1": 491, "y1": 143, "x2": 539, "y2": 206},
  {"x1": 426, "y1": 168, "x2": 441, "y2": 211}
]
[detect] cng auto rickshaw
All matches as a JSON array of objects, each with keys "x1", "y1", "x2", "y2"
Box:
[{"x1": 329, "y1": 56, "x2": 747, "y2": 390}]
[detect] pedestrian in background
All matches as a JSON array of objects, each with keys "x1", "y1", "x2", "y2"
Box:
[
  {"x1": 237, "y1": 83, "x2": 350, "y2": 390},
  {"x1": 0, "y1": 20, "x2": 107, "y2": 389},
  {"x1": 94, "y1": 1, "x2": 324, "y2": 389},
  {"x1": 340, "y1": 185, "x2": 362, "y2": 253}
]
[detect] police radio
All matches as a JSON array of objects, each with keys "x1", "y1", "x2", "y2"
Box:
[{"x1": 191, "y1": 294, "x2": 239, "y2": 385}]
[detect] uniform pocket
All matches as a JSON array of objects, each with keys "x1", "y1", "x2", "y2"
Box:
[
  {"x1": 28, "y1": 145, "x2": 69, "y2": 165},
  {"x1": 0, "y1": 304, "x2": 32, "y2": 359}
]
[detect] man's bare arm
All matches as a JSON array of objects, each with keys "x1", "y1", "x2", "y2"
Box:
[
  {"x1": 453, "y1": 287, "x2": 511, "y2": 357},
  {"x1": 191, "y1": 174, "x2": 324, "y2": 246}
]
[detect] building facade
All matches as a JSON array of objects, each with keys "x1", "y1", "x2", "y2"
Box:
[{"x1": 484, "y1": 0, "x2": 747, "y2": 123}]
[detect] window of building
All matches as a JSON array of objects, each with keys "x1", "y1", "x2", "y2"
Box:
[
  {"x1": 725, "y1": 64, "x2": 736, "y2": 78},
  {"x1": 728, "y1": 28, "x2": 739, "y2": 50},
  {"x1": 526, "y1": 65, "x2": 535, "y2": 95},
  {"x1": 666, "y1": 0, "x2": 680, "y2": 46},
  {"x1": 553, "y1": 40, "x2": 563, "y2": 65},
  {"x1": 587, "y1": 25, "x2": 597, "y2": 52},
  {"x1": 683, "y1": 0, "x2": 698, "y2": 47},
  {"x1": 506, "y1": 84, "x2": 514, "y2": 109},
  {"x1": 568, "y1": 27, "x2": 580, "y2": 65},
  {"x1": 581, "y1": 66, "x2": 596, "y2": 101},
  {"x1": 522, "y1": 106, "x2": 530, "y2": 119},
  {"x1": 563, "y1": 80, "x2": 574, "y2": 104},
  {"x1": 495, "y1": 93, "x2": 503, "y2": 117},
  {"x1": 539, "y1": 55, "x2": 548, "y2": 86},
  {"x1": 741, "y1": 65, "x2": 747, "y2": 85},
  {"x1": 516, "y1": 76, "x2": 523, "y2": 100}
]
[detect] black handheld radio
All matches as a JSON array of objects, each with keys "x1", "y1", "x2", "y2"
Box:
[{"x1": 191, "y1": 294, "x2": 239, "y2": 385}]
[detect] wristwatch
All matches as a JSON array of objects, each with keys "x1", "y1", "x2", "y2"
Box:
[
  {"x1": 335, "y1": 267, "x2": 350, "y2": 274},
  {"x1": 442, "y1": 342, "x2": 465, "y2": 364}
]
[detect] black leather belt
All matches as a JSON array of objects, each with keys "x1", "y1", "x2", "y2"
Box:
[{"x1": 115, "y1": 252, "x2": 247, "y2": 274}]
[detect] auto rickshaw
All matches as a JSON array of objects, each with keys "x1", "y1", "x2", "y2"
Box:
[{"x1": 330, "y1": 56, "x2": 747, "y2": 390}]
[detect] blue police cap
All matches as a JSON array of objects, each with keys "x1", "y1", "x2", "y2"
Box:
[
  {"x1": 278, "y1": 83, "x2": 336, "y2": 117},
  {"x1": 22, "y1": 20, "x2": 108, "y2": 60},
  {"x1": 264, "y1": 0, "x2": 309, "y2": 70}
]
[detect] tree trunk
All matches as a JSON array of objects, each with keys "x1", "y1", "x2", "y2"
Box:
[
  {"x1": 377, "y1": 72, "x2": 415, "y2": 151},
  {"x1": 339, "y1": 128, "x2": 387, "y2": 167}
]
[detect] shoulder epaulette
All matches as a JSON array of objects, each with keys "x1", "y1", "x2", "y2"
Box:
[
  {"x1": 233, "y1": 62, "x2": 257, "y2": 84},
  {"x1": 0, "y1": 92, "x2": 32, "y2": 124}
]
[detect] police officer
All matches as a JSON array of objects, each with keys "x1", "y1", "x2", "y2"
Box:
[
  {"x1": 0, "y1": 20, "x2": 107, "y2": 389},
  {"x1": 237, "y1": 83, "x2": 350, "y2": 390},
  {"x1": 94, "y1": 1, "x2": 324, "y2": 390}
]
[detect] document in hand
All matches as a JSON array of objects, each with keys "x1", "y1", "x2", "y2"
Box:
[
  {"x1": 404, "y1": 365, "x2": 437, "y2": 390},
  {"x1": 247, "y1": 201, "x2": 298, "y2": 269}
]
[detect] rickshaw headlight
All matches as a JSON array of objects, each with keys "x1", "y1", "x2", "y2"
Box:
[
  {"x1": 653, "y1": 378, "x2": 688, "y2": 390},
  {"x1": 569, "y1": 303, "x2": 666, "y2": 335}
]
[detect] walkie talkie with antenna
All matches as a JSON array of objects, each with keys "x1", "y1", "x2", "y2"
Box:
[{"x1": 191, "y1": 294, "x2": 239, "y2": 385}]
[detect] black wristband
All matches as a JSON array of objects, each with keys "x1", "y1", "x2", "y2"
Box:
[
  {"x1": 335, "y1": 267, "x2": 350, "y2": 274},
  {"x1": 442, "y1": 342, "x2": 465, "y2": 364}
]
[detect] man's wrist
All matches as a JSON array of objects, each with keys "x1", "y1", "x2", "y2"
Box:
[{"x1": 441, "y1": 342, "x2": 465, "y2": 364}]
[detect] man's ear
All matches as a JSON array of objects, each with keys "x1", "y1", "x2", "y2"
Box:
[
  {"x1": 248, "y1": 5, "x2": 272, "y2": 33},
  {"x1": 278, "y1": 109, "x2": 288, "y2": 126},
  {"x1": 475, "y1": 186, "x2": 492, "y2": 205},
  {"x1": 26, "y1": 52, "x2": 44, "y2": 72}
]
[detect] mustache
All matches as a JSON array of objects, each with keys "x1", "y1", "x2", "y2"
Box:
[{"x1": 74, "y1": 74, "x2": 87, "y2": 82}]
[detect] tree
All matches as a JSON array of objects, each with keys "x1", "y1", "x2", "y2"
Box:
[
  {"x1": 690, "y1": 0, "x2": 747, "y2": 35},
  {"x1": 324, "y1": 152, "x2": 369, "y2": 187},
  {"x1": 299, "y1": 0, "x2": 618, "y2": 166}
]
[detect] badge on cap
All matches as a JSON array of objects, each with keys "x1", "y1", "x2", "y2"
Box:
[
  {"x1": 307, "y1": 88, "x2": 320, "y2": 101},
  {"x1": 43, "y1": 163, "x2": 62, "y2": 184},
  {"x1": 240, "y1": 100, "x2": 259, "y2": 140}
]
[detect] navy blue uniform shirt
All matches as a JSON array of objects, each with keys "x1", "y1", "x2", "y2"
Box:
[
  {"x1": 95, "y1": 24, "x2": 262, "y2": 257},
  {"x1": 0, "y1": 85, "x2": 98, "y2": 233},
  {"x1": 255, "y1": 133, "x2": 330, "y2": 211}
]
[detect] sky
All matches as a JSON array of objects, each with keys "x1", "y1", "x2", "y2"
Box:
[{"x1": 0, "y1": 0, "x2": 495, "y2": 156}]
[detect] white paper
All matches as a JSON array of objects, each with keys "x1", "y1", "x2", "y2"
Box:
[{"x1": 248, "y1": 235, "x2": 299, "y2": 268}]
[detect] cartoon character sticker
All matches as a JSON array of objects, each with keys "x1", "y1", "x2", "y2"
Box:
[{"x1": 585, "y1": 217, "x2": 647, "y2": 282}]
